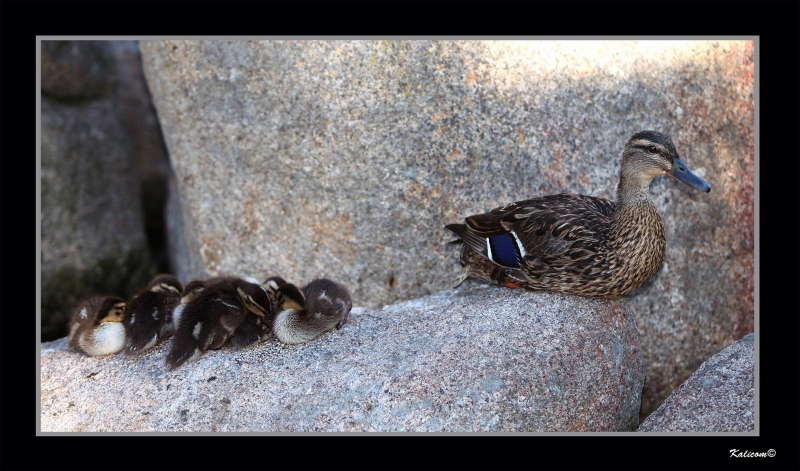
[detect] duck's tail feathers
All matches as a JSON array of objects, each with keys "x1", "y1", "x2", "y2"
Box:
[
  {"x1": 445, "y1": 224, "x2": 487, "y2": 255},
  {"x1": 453, "y1": 269, "x2": 470, "y2": 288},
  {"x1": 444, "y1": 224, "x2": 466, "y2": 246}
]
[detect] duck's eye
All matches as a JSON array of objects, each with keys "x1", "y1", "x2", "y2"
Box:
[{"x1": 648, "y1": 145, "x2": 657, "y2": 153}]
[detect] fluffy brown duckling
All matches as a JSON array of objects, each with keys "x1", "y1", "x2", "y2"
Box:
[
  {"x1": 228, "y1": 276, "x2": 275, "y2": 349},
  {"x1": 68, "y1": 296, "x2": 127, "y2": 356},
  {"x1": 170, "y1": 279, "x2": 206, "y2": 335},
  {"x1": 264, "y1": 277, "x2": 352, "y2": 345},
  {"x1": 165, "y1": 276, "x2": 272, "y2": 370},
  {"x1": 124, "y1": 274, "x2": 183, "y2": 354},
  {"x1": 228, "y1": 311, "x2": 273, "y2": 349}
]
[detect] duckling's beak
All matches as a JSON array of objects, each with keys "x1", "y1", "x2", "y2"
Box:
[{"x1": 669, "y1": 157, "x2": 711, "y2": 192}]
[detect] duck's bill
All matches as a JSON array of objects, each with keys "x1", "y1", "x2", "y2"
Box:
[{"x1": 669, "y1": 157, "x2": 711, "y2": 192}]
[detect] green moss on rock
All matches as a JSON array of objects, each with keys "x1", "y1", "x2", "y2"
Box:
[{"x1": 41, "y1": 247, "x2": 156, "y2": 342}]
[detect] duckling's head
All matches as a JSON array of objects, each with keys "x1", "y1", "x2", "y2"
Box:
[
  {"x1": 235, "y1": 280, "x2": 272, "y2": 317},
  {"x1": 264, "y1": 277, "x2": 306, "y2": 312},
  {"x1": 97, "y1": 297, "x2": 126, "y2": 324},
  {"x1": 148, "y1": 274, "x2": 183, "y2": 295},
  {"x1": 180, "y1": 280, "x2": 206, "y2": 304},
  {"x1": 620, "y1": 130, "x2": 711, "y2": 197},
  {"x1": 263, "y1": 276, "x2": 288, "y2": 302},
  {"x1": 302, "y1": 279, "x2": 353, "y2": 330}
]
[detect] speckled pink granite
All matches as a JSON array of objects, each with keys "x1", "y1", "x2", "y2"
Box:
[
  {"x1": 140, "y1": 40, "x2": 753, "y2": 421},
  {"x1": 639, "y1": 332, "x2": 754, "y2": 432},
  {"x1": 41, "y1": 283, "x2": 645, "y2": 432}
]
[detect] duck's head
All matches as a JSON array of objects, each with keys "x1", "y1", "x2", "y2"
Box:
[
  {"x1": 620, "y1": 130, "x2": 711, "y2": 196},
  {"x1": 235, "y1": 279, "x2": 272, "y2": 317},
  {"x1": 97, "y1": 297, "x2": 126, "y2": 324},
  {"x1": 148, "y1": 274, "x2": 183, "y2": 295}
]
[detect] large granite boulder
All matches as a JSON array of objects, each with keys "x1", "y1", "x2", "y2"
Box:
[
  {"x1": 639, "y1": 332, "x2": 754, "y2": 432},
  {"x1": 138, "y1": 40, "x2": 753, "y2": 419},
  {"x1": 40, "y1": 40, "x2": 156, "y2": 341},
  {"x1": 110, "y1": 41, "x2": 173, "y2": 272},
  {"x1": 40, "y1": 284, "x2": 645, "y2": 432}
]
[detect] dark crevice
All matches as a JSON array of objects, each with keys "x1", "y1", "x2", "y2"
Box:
[{"x1": 130, "y1": 40, "x2": 174, "y2": 277}]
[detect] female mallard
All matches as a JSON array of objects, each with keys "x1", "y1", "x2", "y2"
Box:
[{"x1": 445, "y1": 130, "x2": 711, "y2": 300}]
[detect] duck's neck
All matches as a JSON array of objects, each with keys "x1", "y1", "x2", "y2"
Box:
[
  {"x1": 609, "y1": 176, "x2": 666, "y2": 290},
  {"x1": 616, "y1": 172, "x2": 655, "y2": 206},
  {"x1": 613, "y1": 176, "x2": 661, "y2": 229}
]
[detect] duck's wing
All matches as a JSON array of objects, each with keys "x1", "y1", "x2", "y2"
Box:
[
  {"x1": 501, "y1": 194, "x2": 615, "y2": 276},
  {"x1": 447, "y1": 194, "x2": 615, "y2": 276},
  {"x1": 445, "y1": 201, "x2": 531, "y2": 268}
]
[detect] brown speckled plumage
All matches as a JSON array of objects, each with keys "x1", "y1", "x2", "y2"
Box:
[{"x1": 446, "y1": 131, "x2": 711, "y2": 300}]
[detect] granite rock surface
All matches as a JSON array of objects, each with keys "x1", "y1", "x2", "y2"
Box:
[
  {"x1": 139, "y1": 40, "x2": 754, "y2": 419},
  {"x1": 638, "y1": 332, "x2": 755, "y2": 432},
  {"x1": 110, "y1": 40, "x2": 173, "y2": 273},
  {"x1": 41, "y1": 284, "x2": 645, "y2": 432},
  {"x1": 40, "y1": 40, "x2": 156, "y2": 341}
]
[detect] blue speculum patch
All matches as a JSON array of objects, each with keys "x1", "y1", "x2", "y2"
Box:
[{"x1": 488, "y1": 234, "x2": 520, "y2": 267}]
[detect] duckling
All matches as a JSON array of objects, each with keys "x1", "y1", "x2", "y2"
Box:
[
  {"x1": 174, "y1": 277, "x2": 272, "y2": 350},
  {"x1": 165, "y1": 276, "x2": 272, "y2": 370},
  {"x1": 228, "y1": 312, "x2": 273, "y2": 349},
  {"x1": 123, "y1": 274, "x2": 183, "y2": 354},
  {"x1": 446, "y1": 130, "x2": 711, "y2": 299},
  {"x1": 171, "y1": 279, "x2": 206, "y2": 334},
  {"x1": 265, "y1": 277, "x2": 352, "y2": 345},
  {"x1": 228, "y1": 276, "x2": 276, "y2": 349},
  {"x1": 68, "y1": 296, "x2": 127, "y2": 356}
]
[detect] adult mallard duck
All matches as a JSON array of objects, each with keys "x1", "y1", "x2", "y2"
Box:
[{"x1": 445, "y1": 130, "x2": 711, "y2": 300}]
